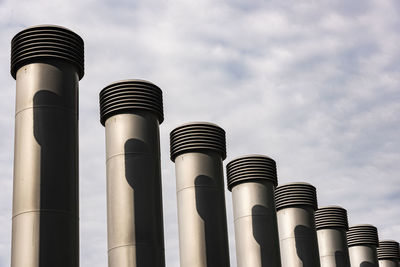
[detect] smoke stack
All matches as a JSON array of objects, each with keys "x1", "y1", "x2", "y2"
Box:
[
  {"x1": 10, "y1": 25, "x2": 84, "y2": 267},
  {"x1": 226, "y1": 155, "x2": 281, "y2": 267},
  {"x1": 170, "y1": 122, "x2": 230, "y2": 267},
  {"x1": 275, "y1": 182, "x2": 320, "y2": 267},
  {"x1": 347, "y1": 224, "x2": 379, "y2": 267},
  {"x1": 377, "y1": 240, "x2": 400, "y2": 267},
  {"x1": 99, "y1": 80, "x2": 165, "y2": 267},
  {"x1": 315, "y1": 206, "x2": 350, "y2": 267}
]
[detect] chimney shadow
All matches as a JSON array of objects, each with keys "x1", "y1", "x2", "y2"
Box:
[
  {"x1": 124, "y1": 138, "x2": 164, "y2": 266},
  {"x1": 33, "y1": 90, "x2": 78, "y2": 267},
  {"x1": 195, "y1": 175, "x2": 230, "y2": 267},
  {"x1": 252, "y1": 204, "x2": 281, "y2": 267},
  {"x1": 294, "y1": 224, "x2": 320, "y2": 267},
  {"x1": 334, "y1": 250, "x2": 350, "y2": 267},
  {"x1": 360, "y1": 262, "x2": 376, "y2": 267}
]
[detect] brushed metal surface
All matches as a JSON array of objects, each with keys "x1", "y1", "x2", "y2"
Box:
[
  {"x1": 11, "y1": 60, "x2": 79, "y2": 267},
  {"x1": 349, "y1": 245, "x2": 379, "y2": 267},
  {"x1": 277, "y1": 206, "x2": 321, "y2": 267},
  {"x1": 317, "y1": 228, "x2": 350, "y2": 267},
  {"x1": 232, "y1": 181, "x2": 281, "y2": 267},
  {"x1": 175, "y1": 151, "x2": 230, "y2": 267},
  {"x1": 104, "y1": 112, "x2": 165, "y2": 267},
  {"x1": 379, "y1": 260, "x2": 399, "y2": 267}
]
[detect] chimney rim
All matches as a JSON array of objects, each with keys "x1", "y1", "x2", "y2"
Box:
[
  {"x1": 172, "y1": 121, "x2": 224, "y2": 131},
  {"x1": 315, "y1": 205, "x2": 348, "y2": 230},
  {"x1": 347, "y1": 224, "x2": 379, "y2": 247},
  {"x1": 11, "y1": 24, "x2": 84, "y2": 79},
  {"x1": 379, "y1": 239, "x2": 399, "y2": 243},
  {"x1": 170, "y1": 122, "x2": 226, "y2": 161},
  {"x1": 228, "y1": 154, "x2": 274, "y2": 162},
  {"x1": 277, "y1": 181, "x2": 313, "y2": 187},
  {"x1": 275, "y1": 182, "x2": 317, "y2": 210},
  {"x1": 226, "y1": 154, "x2": 277, "y2": 190},
  {"x1": 99, "y1": 79, "x2": 163, "y2": 125}
]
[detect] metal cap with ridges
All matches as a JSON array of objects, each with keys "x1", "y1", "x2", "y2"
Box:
[
  {"x1": 226, "y1": 155, "x2": 277, "y2": 191},
  {"x1": 377, "y1": 240, "x2": 400, "y2": 260},
  {"x1": 99, "y1": 79, "x2": 164, "y2": 126},
  {"x1": 11, "y1": 25, "x2": 84, "y2": 79},
  {"x1": 315, "y1": 206, "x2": 348, "y2": 230},
  {"x1": 170, "y1": 122, "x2": 226, "y2": 161},
  {"x1": 347, "y1": 224, "x2": 379, "y2": 247},
  {"x1": 275, "y1": 182, "x2": 317, "y2": 211}
]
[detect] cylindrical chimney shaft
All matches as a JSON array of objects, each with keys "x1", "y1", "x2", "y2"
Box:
[
  {"x1": 347, "y1": 224, "x2": 379, "y2": 267},
  {"x1": 275, "y1": 182, "x2": 320, "y2": 267},
  {"x1": 377, "y1": 240, "x2": 400, "y2": 267},
  {"x1": 99, "y1": 80, "x2": 165, "y2": 267},
  {"x1": 10, "y1": 25, "x2": 84, "y2": 267},
  {"x1": 315, "y1": 206, "x2": 350, "y2": 267},
  {"x1": 226, "y1": 155, "x2": 281, "y2": 267},
  {"x1": 170, "y1": 122, "x2": 230, "y2": 267}
]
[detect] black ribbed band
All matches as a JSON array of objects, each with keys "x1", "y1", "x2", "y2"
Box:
[
  {"x1": 11, "y1": 25, "x2": 84, "y2": 79},
  {"x1": 170, "y1": 122, "x2": 226, "y2": 161},
  {"x1": 347, "y1": 225, "x2": 379, "y2": 247},
  {"x1": 377, "y1": 240, "x2": 400, "y2": 260},
  {"x1": 315, "y1": 206, "x2": 348, "y2": 230},
  {"x1": 275, "y1": 183, "x2": 317, "y2": 211},
  {"x1": 226, "y1": 155, "x2": 277, "y2": 191},
  {"x1": 99, "y1": 80, "x2": 163, "y2": 125}
]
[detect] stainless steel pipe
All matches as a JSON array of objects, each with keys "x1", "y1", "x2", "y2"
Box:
[
  {"x1": 377, "y1": 240, "x2": 400, "y2": 267},
  {"x1": 347, "y1": 224, "x2": 379, "y2": 267},
  {"x1": 315, "y1": 206, "x2": 350, "y2": 267},
  {"x1": 170, "y1": 122, "x2": 230, "y2": 267},
  {"x1": 226, "y1": 155, "x2": 281, "y2": 267},
  {"x1": 275, "y1": 182, "x2": 320, "y2": 267},
  {"x1": 10, "y1": 25, "x2": 84, "y2": 267},
  {"x1": 99, "y1": 80, "x2": 165, "y2": 267}
]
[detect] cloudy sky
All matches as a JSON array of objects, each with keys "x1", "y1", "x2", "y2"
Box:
[{"x1": 0, "y1": 0, "x2": 399, "y2": 266}]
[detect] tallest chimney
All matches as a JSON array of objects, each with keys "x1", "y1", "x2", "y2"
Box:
[{"x1": 10, "y1": 25, "x2": 84, "y2": 267}]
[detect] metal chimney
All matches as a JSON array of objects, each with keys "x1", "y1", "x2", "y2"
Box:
[
  {"x1": 99, "y1": 80, "x2": 165, "y2": 267},
  {"x1": 275, "y1": 182, "x2": 320, "y2": 267},
  {"x1": 377, "y1": 240, "x2": 400, "y2": 267},
  {"x1": 226, "y1": 154, "x2": 281, "y2": 267},
  {"x1": 170, "y1": 122, "x2": 230, "y2": 267},
  {"x1": 315, "y1": 206, "x2": 350, "y2": 267},
  {"x1": 347, "y1": 224, "x2": 379, "y2": 267},
  {"x1": 10, "y1": 25, "x2": 84, "y2": 267}
]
